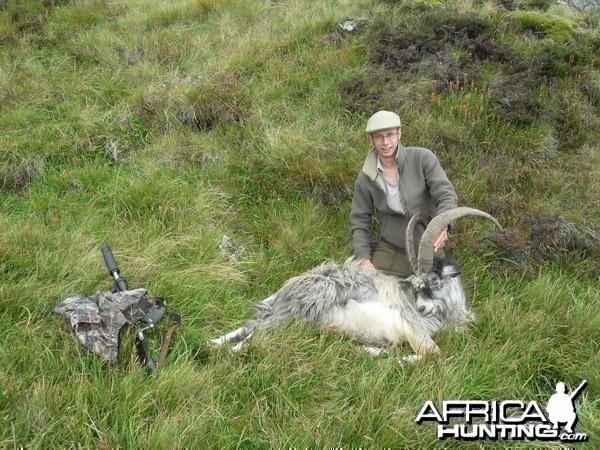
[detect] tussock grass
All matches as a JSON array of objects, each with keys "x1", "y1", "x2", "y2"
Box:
[{"x1": 1, "y1": 0, "x2": 598, "y2": 448}]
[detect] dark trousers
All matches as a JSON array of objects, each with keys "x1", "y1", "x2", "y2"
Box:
[{"x1": 372, "y1": 239, "x2": 445, "y2": 278}]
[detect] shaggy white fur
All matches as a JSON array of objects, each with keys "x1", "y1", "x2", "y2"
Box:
[{"x1": 209, "y1": 258, "x2": 472, "y2": 358}]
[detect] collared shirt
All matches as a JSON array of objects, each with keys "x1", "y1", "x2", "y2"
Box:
[{"x1": 377, "y1": 156, "x2": 406, "y2": 215}]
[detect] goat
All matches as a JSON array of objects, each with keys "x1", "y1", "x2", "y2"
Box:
[{"x1": 209, "y1": 207, "x2": 502, "y2": 359}]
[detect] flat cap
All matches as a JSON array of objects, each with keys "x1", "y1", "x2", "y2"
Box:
[{"x1": 365, "y1": 111, "x2": 401, "y2": 133}]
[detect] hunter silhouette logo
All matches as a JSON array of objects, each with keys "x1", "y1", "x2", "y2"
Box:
[
  {"x1": 546, "y1": 380, "x2": 587, "y2": 434},
  {"x1": 415, "y1": 380, "x2": 588, "y2": 442}
]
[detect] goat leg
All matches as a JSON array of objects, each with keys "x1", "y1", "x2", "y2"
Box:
[
  {"x1": 254, "y1": 293, "x2": 277, "y2": 312},
  {"x1": 400, "y1": 354, "x2": 423, "y2": 364},
  {"x1": 400, "y1": 323, "x2": 441, "y2": 357},
  {"x1": 208, "y1": 325, "x2": 253, "y2": 347},
  {"x1": 360, "y1": 346, "x2": 390, "y2": 356},
  {"x1": 231, "y1": 331, "x2": 254, "y2": 352}
]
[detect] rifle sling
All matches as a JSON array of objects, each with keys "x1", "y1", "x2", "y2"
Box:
[{"x1": 156, "y1": 312, "x2": 182, "y2": 372}]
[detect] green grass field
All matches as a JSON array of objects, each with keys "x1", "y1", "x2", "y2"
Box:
[{"x1": 1, "y1": 0, "x2": 598, "y2": 448}]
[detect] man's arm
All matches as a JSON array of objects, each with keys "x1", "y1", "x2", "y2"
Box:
[
  {"x1": 422, "y1": 150, "x2": 458, "y2": 215},
  {"x1": 420, "y1": 149, "x2": 458, "y2": 248},
  {"x1": 350, "y1": 175, "x2": 376, "y2": 263}
]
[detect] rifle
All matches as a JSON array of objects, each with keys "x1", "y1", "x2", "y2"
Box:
[
  {"x1": 569, "y1": 380, "x2": 587, "y2": 401},
  {"x1": 101, "y1": 244, "x2": 180, "y2": 373}
]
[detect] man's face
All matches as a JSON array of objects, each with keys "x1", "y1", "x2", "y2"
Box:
[{"x1": 370, "y1": 129, "x2": 401, "y2": 161}]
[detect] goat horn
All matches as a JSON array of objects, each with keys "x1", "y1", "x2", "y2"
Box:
[
  {"x1": 417, "y1": 207, "x2": 503, "y2": 274},
  {"x1": 405, "y1": 212, "x2": 428, "y2": 274}
]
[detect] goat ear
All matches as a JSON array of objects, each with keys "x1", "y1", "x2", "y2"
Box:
[{"x1": 441, "y1": 264, "x2": 461, "y2": 278}]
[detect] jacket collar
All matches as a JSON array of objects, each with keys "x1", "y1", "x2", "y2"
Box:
[{"x1": 362, "y1": 145, "x2": 406, "y2": 190}]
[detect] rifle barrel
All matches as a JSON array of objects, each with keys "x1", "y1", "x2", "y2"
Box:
[
  {"x1": 101, "y1": 244, "x2": 119, "y2": 275},
  {"x1": 101, "y1": 244, "x2": 128, "y2": 291},
  {"x1": 570, "y1": 380, "x2": 587, "y2": 400}
]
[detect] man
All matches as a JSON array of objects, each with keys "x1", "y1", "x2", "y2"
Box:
[
  {"x1": 546, "y1": 382, "x2": 578, "y2": 433},
  {"x1": 350, "y1": 110, "x2": 458, "y2": 277}
]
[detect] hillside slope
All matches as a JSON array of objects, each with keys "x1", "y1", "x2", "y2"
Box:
[{"x1": 1, "y1": 0, "x2": 598, "y2": 448}]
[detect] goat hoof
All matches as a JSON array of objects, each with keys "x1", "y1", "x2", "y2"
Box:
[
  {"x1": 400, "y1": 354, "x2": 423, "y2": 364},
  {"x1": 360, "y1": 346, "x2": 389, "y2": 356},
  {"x1": 231, "y1": 341, "x2": 247, "y2": 353},
  {"x1": 207, "y1": 337, "x2": 225, "y2": 347}
]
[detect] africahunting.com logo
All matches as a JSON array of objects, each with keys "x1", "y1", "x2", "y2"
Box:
[{"x1": 416, "y1": 380, "x2": 588, "y2": 442}]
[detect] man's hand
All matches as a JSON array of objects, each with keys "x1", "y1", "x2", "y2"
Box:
[
  {"x1": 434, "y1": 227, "x2": 449, "y2": 252},
  {"x1": 360, "y1": 259, "x2": 377, "y2": 273}
]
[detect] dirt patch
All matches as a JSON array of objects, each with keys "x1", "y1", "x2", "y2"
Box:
[
  {"x1": 489, "y1": 76, "x2": 546, "y2": 126},
  {"x1": 340, "y1": 10, "x2": 516, "y2": 115},
  {"x1": 347, "y1": 6, "x2": 596, "y2": 132},
  {"x1": 368, "y1": 11, "x2": 512, "y2": 91},
  {"x1": 488, "y1": 211, "x2": 599, "y2": 277},
  {"x1": 339, "y1": 66, "x2": 396, "y2": 114}
]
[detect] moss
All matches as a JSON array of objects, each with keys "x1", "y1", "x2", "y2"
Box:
[{"x1": 510, "y1": 11, "x2": 577, "y2": 43}]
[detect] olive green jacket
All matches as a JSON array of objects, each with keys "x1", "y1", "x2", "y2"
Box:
[{"x1": 350, "y1": 145, "x2": 458, "y2": 261}]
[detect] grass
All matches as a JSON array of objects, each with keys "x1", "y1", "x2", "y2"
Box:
[{"x1": 1, "y1": 0, "x2": 599, "y2": 448}]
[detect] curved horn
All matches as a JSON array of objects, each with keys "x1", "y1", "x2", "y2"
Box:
[
  {"x1": 405, "y1": 212, "x2": 428, "y2": 274},
  {"x1": 417, "y1": 207, "x2": 503, "y2": 274}
]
